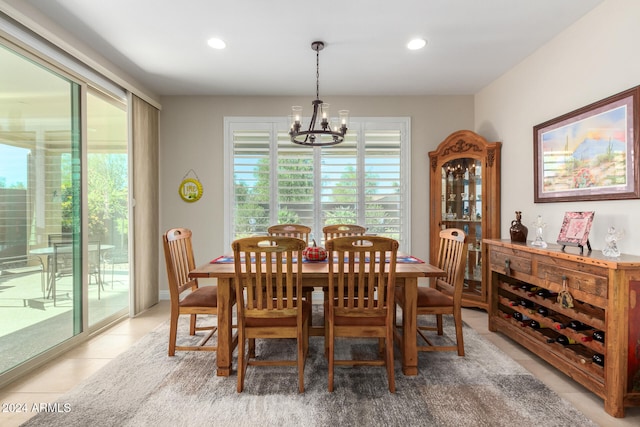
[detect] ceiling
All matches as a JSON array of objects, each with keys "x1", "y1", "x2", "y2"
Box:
[{"x1": 23, "y1": 0, "x2": 603, "y2": 97}]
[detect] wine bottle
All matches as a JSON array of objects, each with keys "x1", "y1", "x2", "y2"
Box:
[
  {"x1": 556, "y1": 335, "x2": 577, "y2": 346},
  {"x1": 567, "y1": 320, "x2": 592, "y2": 331},
  {"x1": 580, "y1": 334, "x2": 593, "y2": 342},
  {"x1": 520, "y1": 284, "x2": 540, "y2": 297},
  {"x1": 592, "y1": 330, "x2": 605, "y2": 343},
  {"x1": 537, "y1": 306, "x2": 549, "y2": 317},
  {"x1": 554, "y1": 321, "x2": 568, "y2": 330},
  {"x1": 535, "y1": 288, "x2": 559, "y2": 299},
  {"x1": 518, "y1": 299, "x2": 535, "y2": 309},
  {"x1": 592, "y1": 353, "x2": 605, "y2": 367},
  {"x1": 511, "y1": 311, "x2": 532, "y2": 326},
  {"x1": 512, "y1": 311, "x2": 530, "y2": 322},
  {"x1": 530, "y1": 320, "x2": 547, "y2": 329}
]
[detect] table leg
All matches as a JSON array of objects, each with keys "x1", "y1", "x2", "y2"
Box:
[
  {"x1": 216, "y1": 277, "x2": 233, "y2": 376},
  {"x1": 401, "y1": 277, "x2": 418, "y2": 375}
]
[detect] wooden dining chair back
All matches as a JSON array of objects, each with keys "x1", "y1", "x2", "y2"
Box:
[
  {"x1": 267, "y1": 224, "x2": 311, "y2": 245},
  {"x1": 326, "y1": 235, "x2": 398, "y2": 392},
  {"x1": 269, "y1": 223, "x2": 315, "y2": 304},
  {"x1": 322, "y1": 224, "x2": 366, "y2": 244},
  {"x1": 163, "y1": 227, "x2": 224, "y2": 356},
  {"x1": 232, "y1": 235, "x2": 310, "y2": 393},
  {"x1": 398, "y1": 228, "x2": 467, "y2": 356}
]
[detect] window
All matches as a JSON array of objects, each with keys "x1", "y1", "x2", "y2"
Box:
[{"x1": 224, "y1": 117, "x2": 411, "y2": 251}]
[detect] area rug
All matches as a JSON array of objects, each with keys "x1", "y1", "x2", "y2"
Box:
[{"x1": 22, "y1": 314, "x2": 597, "y2": 427}]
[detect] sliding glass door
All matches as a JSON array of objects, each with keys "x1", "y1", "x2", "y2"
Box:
[
  {"x1": 0, "y1": 41, "x2": 129, "y2": 376},
  {"x1": 0, "y1": 43, "x2": 80, "y2": 374},
  {"x1": 87, "y1": 89, "x2": 129, "y2": 326}
]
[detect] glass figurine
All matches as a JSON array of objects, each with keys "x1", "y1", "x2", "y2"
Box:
[
  {"x1": 603, "y1": 226, "x2": 623, "y2": 258},
  {"x1": 531, "y1": 215, "x2": 547, "y2": 248}
]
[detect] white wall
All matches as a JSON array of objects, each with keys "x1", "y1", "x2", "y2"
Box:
[
  {"x1": 475, "y1": 0, "x2": 640, "y2": 255},
  {"x1": 159, "y1": 95, "x2": 474, "y2": 291}
]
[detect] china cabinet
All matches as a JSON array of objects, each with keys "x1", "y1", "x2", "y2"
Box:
[{"x1": 429, "y1": 130, "x2": 501, "y2": 310}]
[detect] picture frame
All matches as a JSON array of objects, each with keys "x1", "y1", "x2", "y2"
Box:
[
  {"x1": 534, "y1": 86, "x2": 640, "y2": 203},
  {"x1": 557, "y1": 211, "x2": 595, "y2": 253}
]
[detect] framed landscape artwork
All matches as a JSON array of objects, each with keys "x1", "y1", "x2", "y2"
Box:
[{"x1": 534, "y1": 86, "x2": 640, "y2": 203}]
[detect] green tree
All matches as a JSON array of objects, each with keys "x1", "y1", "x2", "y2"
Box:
[{"x1": 87, "y1": 154, "x2": 128, "y2": 241}]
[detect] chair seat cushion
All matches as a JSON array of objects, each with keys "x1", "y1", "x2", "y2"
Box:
[
  {"x1": 416, "y1": 287, "x2": 453, "y2": 307},
  {"x1": 245, "y1": 300, "x2": 311, "y2": 327},
  {"x1": 179, "y1": 285, "x2": 218, "y2": 308}
]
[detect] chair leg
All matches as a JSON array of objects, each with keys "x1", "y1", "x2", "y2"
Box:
[
  {"x1": 168, "y1": 312, "x2": 179, "y2": 356},
  {"x1": 386, "y1": 330, "x2": 395, "y2": 393},
  {"x1": 454, "y1": 311, "x2": 465, "y2": 356},
  {"x1": 328, "y1": 324, "x2": 334, "y2": 392},
  {"x1": 189, "y1": 314, "x2": 197, "y2": 335},
  {"x1": 249, "y1": 338, "x2": 256, "y2": 358},
  {"x1": 298, "y1": 327, "x2": 305, "y2": 393},
  {"x1": 324, "y1": 294, "x2": 330, "y2": 358},
  {"x1": 303, "y1": 315, "x2": 310, "y2": 359},
  {"x1": 237, "y1": 329, "x2": 246, "y2": 393},
  {"x1": 436, "y1": 314, "x2": 444, "y2": 335}
]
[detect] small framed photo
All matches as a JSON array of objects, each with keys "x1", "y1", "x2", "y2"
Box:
[{"x1": 557, "y1": 211, "x2": 595, "y2": 253}]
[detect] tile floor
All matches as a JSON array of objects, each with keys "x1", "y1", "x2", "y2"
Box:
[{"x1": 0, "y1": 302, "x2": 639, "y2": 426}]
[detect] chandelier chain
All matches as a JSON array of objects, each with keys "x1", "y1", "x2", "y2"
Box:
[{"x1": 316, "y1": 47, "x2": 320, "y2": 100}]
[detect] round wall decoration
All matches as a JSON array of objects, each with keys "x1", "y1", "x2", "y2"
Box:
[{"x1": 179, "y1": 170, "x2": 203, "y2": 202}]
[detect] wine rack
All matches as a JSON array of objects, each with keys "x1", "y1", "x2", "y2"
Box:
[{"x1": 483, "y1": 239, "x2": 640, "y2": 418}]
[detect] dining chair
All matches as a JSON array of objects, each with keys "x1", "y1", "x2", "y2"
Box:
[
  {"x1": 322, "y1": 223, "x2": 367, "y2": 352},
  {"x1": 322, "y1": 224, "x2": 367, "y2": 245},
  {"x1": 46, "y1": 234, "x2": 73, "y2": 303},
  {"x1": 267, "y1": 224, "x2": 311, "y2": 245},
  {"x1": 163, "y1": 227, "x2": 230, "y2": 356},
  {"x1": 47, "y1": 233, "x2": 73, "y2": 282},
  {"x1": 268, "y1": 223, "x2": 314, "y2": 307},
  {"x1": 396, "y1": 228, "x2": 468, "y2": 356},
  {"x1": 326, "y1": 235, "x2": 398, "y2": 393},
  {"x1": 232, "y1": 235, "x2": 310, "y2": 393}
]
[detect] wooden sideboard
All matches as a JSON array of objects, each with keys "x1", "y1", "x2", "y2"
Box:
[{"x1": 483, "y1": 239, "x2": 640, "y2": 418}]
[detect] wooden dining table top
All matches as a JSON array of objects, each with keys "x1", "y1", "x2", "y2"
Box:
[{"x1": 190, "y1": 255, "x2": 445, "y2": 279}]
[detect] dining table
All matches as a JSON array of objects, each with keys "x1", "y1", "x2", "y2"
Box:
[{"x1": 189, "y1": 254, "x2": 445, "y2": 377}]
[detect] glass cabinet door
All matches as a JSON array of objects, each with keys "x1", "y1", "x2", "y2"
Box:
[{"x1": 440, "y1": 158, "x2": 483, "y2": 294}]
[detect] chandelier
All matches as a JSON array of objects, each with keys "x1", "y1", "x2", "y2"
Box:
[{"x1": 290, "y1": 41, "x2": 349, "y2": 147}]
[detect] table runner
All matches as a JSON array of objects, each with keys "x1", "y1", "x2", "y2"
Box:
[{"x1": 210, "y1": 254, "x2": 424, "y2": 264}]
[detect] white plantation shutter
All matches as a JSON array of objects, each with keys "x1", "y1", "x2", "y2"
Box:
[
  {"x1": 363, "y1": 126, "x2": 403, "y2": 242},
  {"x1": 225, "y1": 117, "x2": 410, "y2": 251}
]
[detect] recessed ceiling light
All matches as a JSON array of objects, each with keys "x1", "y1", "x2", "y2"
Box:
[
  {"x1": 207, "y1": 38, "x2": 226, "y2": 49},
  {"x1": 407, "y1": 38, "x2": 427, "y2": 50}
]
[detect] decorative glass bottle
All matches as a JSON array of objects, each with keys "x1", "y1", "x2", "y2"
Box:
[{"x1": 509, "y1": 211, "x2": 528, "y2": 243}]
